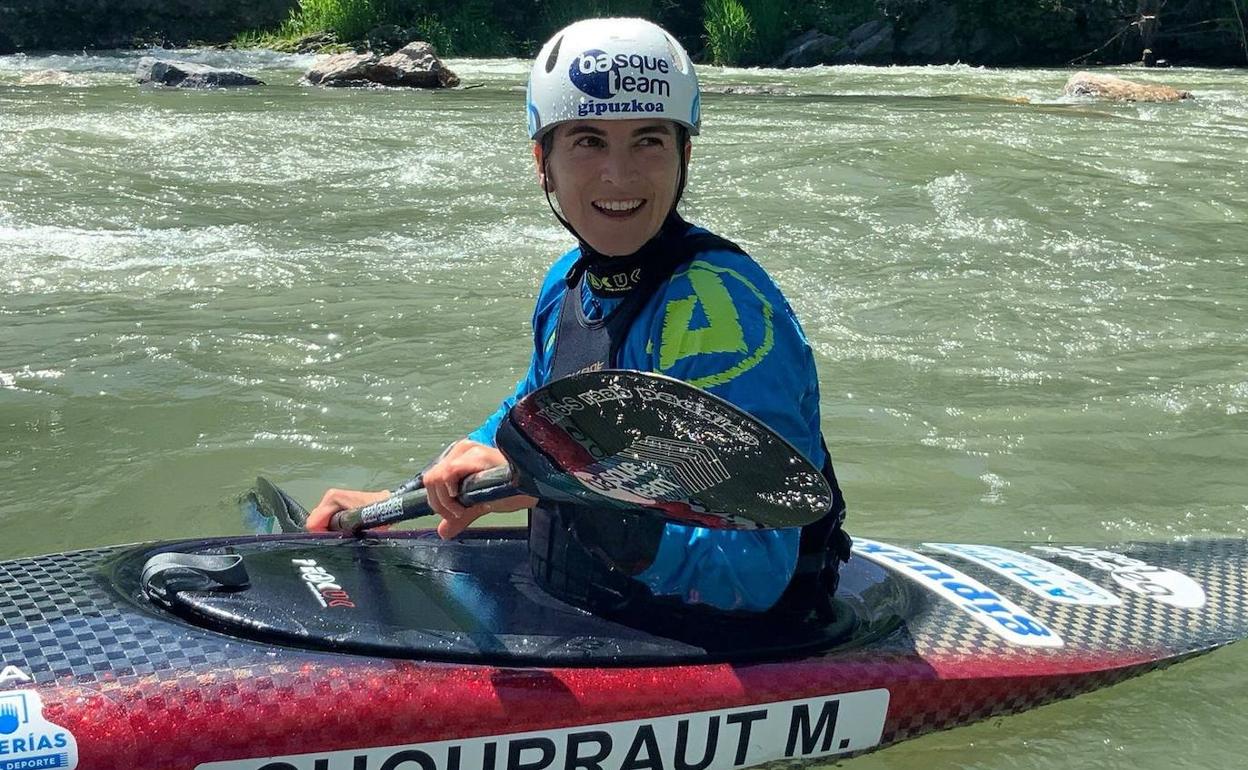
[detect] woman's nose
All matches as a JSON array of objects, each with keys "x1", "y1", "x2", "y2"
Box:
[{"x1": 598, "y1": 146, "x2": 639, "y2": 184}]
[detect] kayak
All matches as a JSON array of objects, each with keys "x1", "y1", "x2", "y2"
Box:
[{"x1": 2, "y1": 529, "x2": 1244, "y2": 770}]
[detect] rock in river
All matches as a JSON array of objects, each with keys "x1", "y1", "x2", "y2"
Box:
[
  {"x1": 304, "y1": 42, "x2": 460, "y2": 88},
  {"x1": 1063, "y1": 72, "x2": 1192, "y2": 102},
  {"x1": 136, "y1": 58, "x2": 264, "y2": 88}
]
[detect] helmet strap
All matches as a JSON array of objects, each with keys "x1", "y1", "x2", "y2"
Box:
[{"x1": 541, "y1": 138, "x2": 583, "y2": 243}]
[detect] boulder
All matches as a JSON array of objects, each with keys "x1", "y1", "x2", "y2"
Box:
[
  {"x1": 304, "y1": 42, "x2": 459, "y2": 88},
  {"x1": 136, "y1": 58, "x2": 264, "y2": 88},
  {"x1": 966, "y1": 28, "x2": 1020, "y2": 64},
  {"x1": 375, "y1": 42, "x2": 460, "y2": 88},
  {"x1": 1062, "y1": 71, "x2": 1192, "y2": 102},
  {"x1": 292, "y1": 31, "x2": 338, "y2": 54},
  {"x1": 777, "y1": 29, "x2": 843, "y2": 68},
  {"x1": 303, "y1": 52, "x2": 379, "y2": 87},
  {"x1": 898, "y1": 1, "x2": 958, "y2": 62},
  {"x1": 844, "y1": 20, "x2": 895, "y2": 64}
]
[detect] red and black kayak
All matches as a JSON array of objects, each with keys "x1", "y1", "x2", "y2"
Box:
[{"x1": 2, "y1": 529, "x2": 1245, "y2": 770}]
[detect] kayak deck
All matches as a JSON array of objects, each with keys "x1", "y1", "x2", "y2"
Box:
[
  {"x1": 138, "y1": 534, "x2": 864, "y2": 665},
  {"x1": 1, "y1": 530, "x2": 1246, "y2": 769}
]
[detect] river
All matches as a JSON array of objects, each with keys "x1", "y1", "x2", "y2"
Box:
[{"x1": 1, "y1": 49, "x2": 1245, "y2": 768}]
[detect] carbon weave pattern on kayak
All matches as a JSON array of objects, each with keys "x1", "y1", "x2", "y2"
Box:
[
  {"x1": 2, "y1": 536, "x2": 1245, "y2": 686},
  {"x1": 880, "y1": 657, "x2": 1178, "y2": 745},
  {"x1": 0, "y1": 544, "x2": 301, "y2": 685},
  {"x1": 2, "y1": 535, "x2": 1246, "y2": 769},
  {"x1": 889, "y1": 540, "x2": 1248, "y2": 661}
]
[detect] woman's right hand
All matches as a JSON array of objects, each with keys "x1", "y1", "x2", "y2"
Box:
[
  {"x1": 422, "y1": 440, "x2": 538, "y2": 539},
  {"x1": 306, "y1": 488, "x2": 391, "y2": 532}
]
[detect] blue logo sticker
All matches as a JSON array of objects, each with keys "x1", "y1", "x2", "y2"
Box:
[
  {"x1": 853, "y1": 539, "x2": 1064, "y2": 648},
  {"x1": 0, "y1": 691, "x2": 78, "y2": 770},
  {"x1": 570, "y1": 49, "x2": 613, "y2": 99},
  {"x1": 569, "y1": 50, "x2": 673, "y2": 101},
  {"x1": 0, "y1": 693, "x2": 26, "y2": 735},
  {"x1": 926, "y1": 543, "x2": 1122, "y2": 606}
]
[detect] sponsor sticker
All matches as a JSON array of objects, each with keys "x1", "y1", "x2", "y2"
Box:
[
  {"x1": 569, "y1": 49, "x2": 671, "y2": 117},
  {"x1": 1030, "y1": 546, "x2": 1206, "y2": 609},
  {"x1": 925, "y1": 543, "x2": 1122, "y2": 606},
  {"x1": 571, "y1": 50, "x2": 671, "y2": 97},
  {"x1": 195, "y1": 689, "x2": 889, "y2": 770},
  {"x1": 358, "y1": 496, "x2": 405, "y2": 528},
  {"x1": 853, "y1": 539, "x2": 1063, "y2": 648},
  {"x1": 0, "y1": 668, "x2": 31, "y2": 688},
  {"x1": 291, "y1": 559, "x2": 356, "y2": 609},
  {"x1": 0, "y1": 690, "x2": 79, "y2": 770}
]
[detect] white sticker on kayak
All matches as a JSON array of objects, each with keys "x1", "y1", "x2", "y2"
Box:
[
  {"x1": 0, "y1": 666, "x2": 32, "y2": 687},
  {"x1": 1030, "y1": 546, "x2": 1206, "y2": 609},
  {"x1": 925, "y1": 543, "x2": 1122, "y2": 606},
  {"x1": 0, "y1": 690, "x2": 79, "y2": 770},
  {"x1": 194, "y1": 689, "x2": 889, "y2": 770},
  {"x1": 853, "y1": 539, "x2": 1063, "y2": 648}
]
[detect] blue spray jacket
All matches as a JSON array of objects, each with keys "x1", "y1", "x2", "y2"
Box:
[{"x1": 468, "y1": 229, "x2": 826, "y2": 611}]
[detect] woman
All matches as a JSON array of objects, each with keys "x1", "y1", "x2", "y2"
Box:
[{"x1": 309, "y1": 18, "x2": 847, "y2": 618}]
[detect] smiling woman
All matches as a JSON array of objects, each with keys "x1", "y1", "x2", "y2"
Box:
[
  {"x1": 306, "y1": 17, "x2": 851, "y2": 620},
  {"x1": 538, "y1": 120, "x2": 686, "y2": 256}
]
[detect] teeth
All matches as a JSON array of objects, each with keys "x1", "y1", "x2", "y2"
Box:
[{"x1": 594, "y1": 199, "x2": 644, "y2": 212}]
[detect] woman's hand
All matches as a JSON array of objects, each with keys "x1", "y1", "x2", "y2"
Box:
[
  {"x1": 423, "y1": 440, "x2": 538, "y2": 539},
  {"x1": 306, "y1": 488, "x2": 392, "y2": 532}
]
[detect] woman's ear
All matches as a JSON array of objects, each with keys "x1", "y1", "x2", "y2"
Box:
[{"x1": 533, "y1": 142, "x2": 555, "y2": 192}]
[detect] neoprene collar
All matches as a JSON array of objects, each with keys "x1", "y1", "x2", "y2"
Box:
[{"x1": 565, "y1": 212, "x2": 693, "y2": 298}]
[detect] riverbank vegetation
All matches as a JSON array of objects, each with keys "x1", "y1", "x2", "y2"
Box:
[
  {"x1": 233, "y1": 0, "x2": 1248, "y2": 65},
  {"x1": 2, "y1": 0, "x2": 1246, "y2": 65}
]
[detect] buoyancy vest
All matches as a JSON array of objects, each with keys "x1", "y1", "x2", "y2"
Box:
[{"x1": 528, "y1": 219, "x2": 850, "y2": 621}]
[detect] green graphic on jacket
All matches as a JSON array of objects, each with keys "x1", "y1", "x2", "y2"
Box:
[{"x1": 656, "y1": 261, "x2": 775, "y2": 388}]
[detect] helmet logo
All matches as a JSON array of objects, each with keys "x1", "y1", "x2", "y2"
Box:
[{"x1": 570, "y1": 50, "x2": 672, "y2": 101}]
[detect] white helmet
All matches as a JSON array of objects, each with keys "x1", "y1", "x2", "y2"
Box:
[{"x1": 526, "y1": 18, "x2": 700, "y2": 141}]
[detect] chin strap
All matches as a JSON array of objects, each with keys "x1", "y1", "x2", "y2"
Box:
[{"x1": 543, "y1": 158, "x2": 582, "y2": 243}]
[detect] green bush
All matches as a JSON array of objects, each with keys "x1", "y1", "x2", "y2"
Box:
[
  {"x1": 407, "y1": 14, "x2": 454, "y2": 56},
  {"x1": 282, "y1": 0, "x2": 381, "y2": 42},
  {"x1": 439, "y1": 0, "x2": 511, "y2": 56},
  {"x1": 540, "y1": 0, "x2": 660, "y2": 33},
  {"x1": 227, "y1": 0, "x2": 1248, "y2": 64},
  {"x1": 704, "y1": 0, "x2": 755, "y2": 64},
  {"x1": 740, "y1": 0, "x2": 795, "y2": 63}
]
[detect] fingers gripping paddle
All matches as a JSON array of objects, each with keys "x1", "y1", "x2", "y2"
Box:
[{"x1": 329, "y1": 369, "x2": 833, "y2": 534}]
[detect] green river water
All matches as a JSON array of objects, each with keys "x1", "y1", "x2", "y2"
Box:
[{"x1": 1, "y1": 50, "x2": 1246, "y2": 768}]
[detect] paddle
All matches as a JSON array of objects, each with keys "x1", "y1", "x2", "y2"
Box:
[
  {"x1": 240, "y1": 477, "x2": 313, "y2": 534},
  {"x1": 322, "y1": 369, "x2": 832, "y2": 534}
]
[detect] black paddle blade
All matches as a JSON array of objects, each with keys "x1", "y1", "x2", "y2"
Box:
[
  {"x1": 240, "y1": 477, "x2": 310, "y2": 533},
  {"x1": 496, "y1": 370, "x2": 832, "y2": 530}
]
